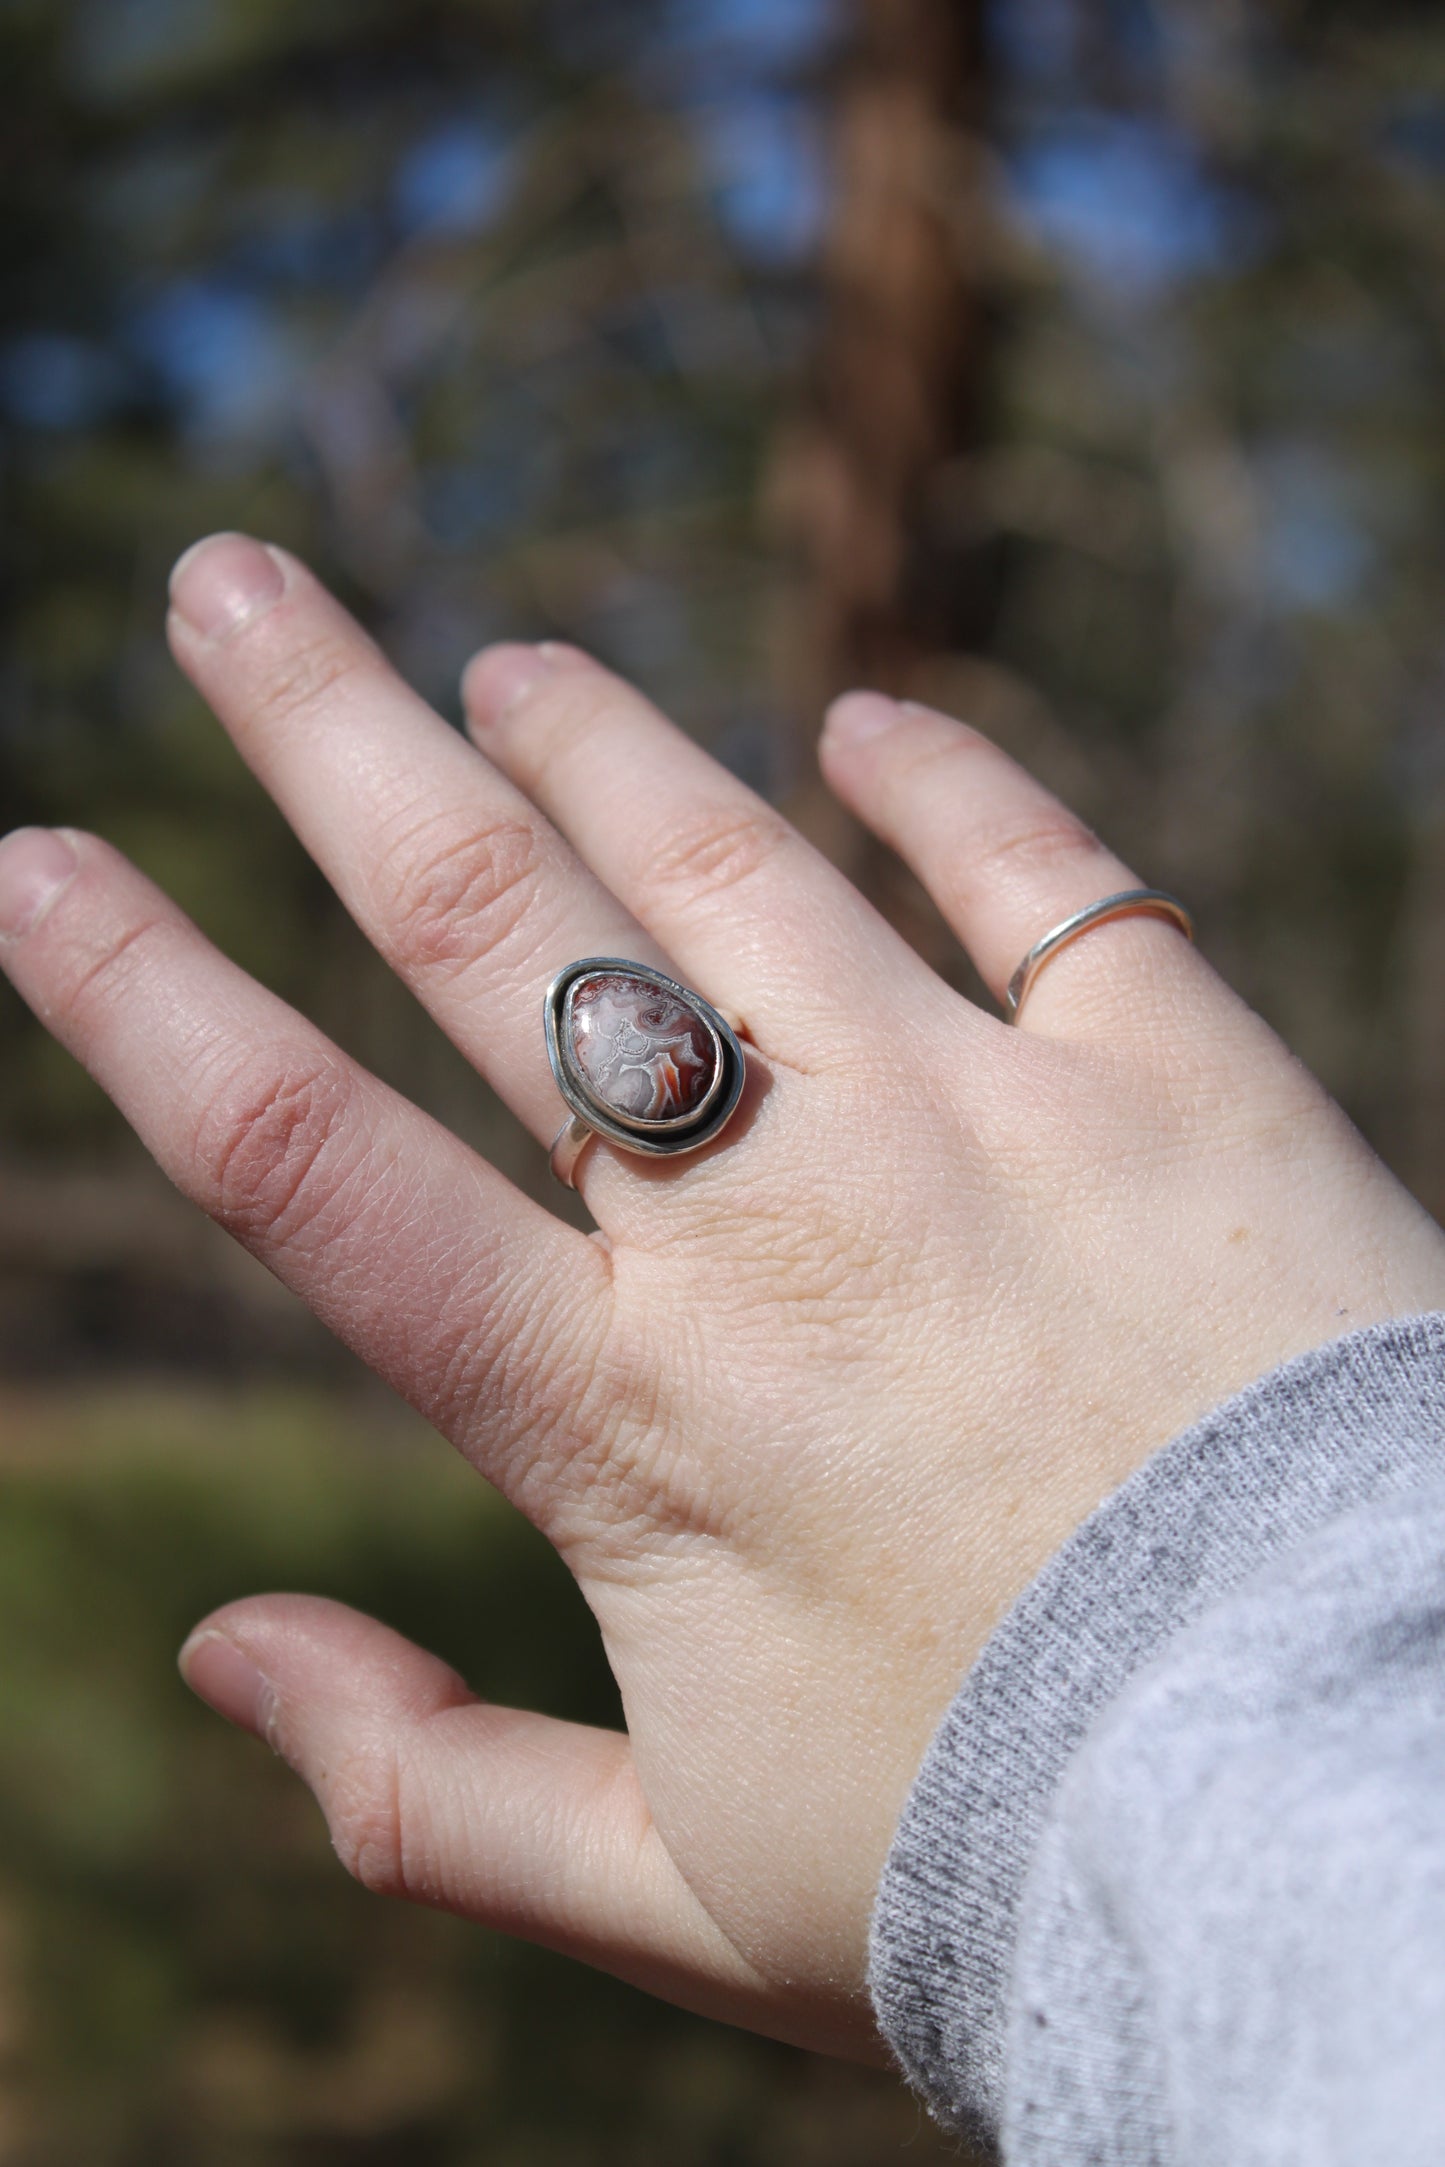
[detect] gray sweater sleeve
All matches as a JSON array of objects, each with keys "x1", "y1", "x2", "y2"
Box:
[{"x1": 868, "y1": 1313, "x2": 1445, "y2": 2162}]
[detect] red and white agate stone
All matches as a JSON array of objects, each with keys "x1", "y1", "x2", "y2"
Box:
[{"x1": 568, "y1": 972, "x2": 718, "y2": 1123}]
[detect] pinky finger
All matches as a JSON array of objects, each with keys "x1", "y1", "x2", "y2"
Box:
[{"x1": 179, "y1": 1595, "x2": 816, "y2": 2045}]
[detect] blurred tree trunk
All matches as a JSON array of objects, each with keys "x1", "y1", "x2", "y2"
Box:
[
  {"x1": 770, "y1": 0, "x2": 990, "y2": 946},
  {"x1": 772, "y1": 0, "x2": 989, "y2": 726}
]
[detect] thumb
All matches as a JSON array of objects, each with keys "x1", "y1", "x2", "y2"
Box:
[{"x1": 178, "y1": 1592, "x2": 769, "y2": 2029}]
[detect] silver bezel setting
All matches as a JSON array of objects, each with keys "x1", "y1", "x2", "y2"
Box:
[{"x1": 543, "y1": 957, "x2": 746, "y2": 1160}]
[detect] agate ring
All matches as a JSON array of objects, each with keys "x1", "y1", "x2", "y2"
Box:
[
  {"x1": 1004, "y1": 889, "x2": 1195, "y2": 1025},
  {"x1": 544, "y1": 959, "x2": 747, "y2": 1189}
]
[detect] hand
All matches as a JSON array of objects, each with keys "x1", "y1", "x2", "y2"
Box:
[{"x1": 3, "y1": 534, "x2": 1442, "y2": 2059}]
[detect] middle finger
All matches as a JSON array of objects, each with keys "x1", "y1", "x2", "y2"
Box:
[
  {"x1": 462, "y1": 640, "x2": 945, "y2": 1066},
  {"x1": 166, "y1": 534, "x2": 673, "y2": 1150}
]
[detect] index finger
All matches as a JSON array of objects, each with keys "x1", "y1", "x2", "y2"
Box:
[{"x1": 0, "y1": 825, "x2": 610, "y2": 1517}]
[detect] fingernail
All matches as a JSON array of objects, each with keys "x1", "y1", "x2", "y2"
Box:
[
  {"x1": 464, "y1": 642, "x2": 554, "y2": 727},
  {"x1": 0, "y1": 827, "x2": 79, "y2": 939},
  {"x1": 824, "y1": 691, "x2": 902, "y2": 746},
  {"x1": 179, "y1": 1631, "x2": 279, "y2": 1745},
  {"x1": 169, "y1": 533, "x2": 286, "y2": 641}
]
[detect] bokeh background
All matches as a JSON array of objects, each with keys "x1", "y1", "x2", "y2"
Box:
[{"x1": 3, "y1": 0, "x2": 1445, "y2": 2159}]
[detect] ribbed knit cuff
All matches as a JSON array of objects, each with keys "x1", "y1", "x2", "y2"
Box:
[{"x1": 867, "y1": 1314, "x2": 1445, "y2": 2146}]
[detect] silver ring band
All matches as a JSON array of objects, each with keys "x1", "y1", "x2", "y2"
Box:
[
  {"x1": 550, "y1": 1113, "x2": 598, "y2": 1189},
  {"x1": 1004, "y1": 888, "x2": 1194, "y2": 1024}
]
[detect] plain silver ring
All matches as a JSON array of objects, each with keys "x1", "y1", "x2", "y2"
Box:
[
  {"x1": 1004, "y1": 889, "x2": 1195, "y2": 1024},
  {"x1": 549, "y1": 1114, "x2": 597, "y2": 1189}
]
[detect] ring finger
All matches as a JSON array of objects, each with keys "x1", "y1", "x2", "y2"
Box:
[{"x1": 819, "y1": 693, "x2": 1219, "y2": 1037}]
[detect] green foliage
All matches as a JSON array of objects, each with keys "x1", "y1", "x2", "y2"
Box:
[
  {"x1": 0, "y1": 0, "x2": 795, "y2": 1169},
  {"x1": 0, "y1": 1389, "x2": 962, "y2": 2163}
]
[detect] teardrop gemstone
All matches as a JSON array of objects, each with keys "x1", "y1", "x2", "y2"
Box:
[{"x1": 568, "y1": 971, "x2": 720, "y2": 1124}]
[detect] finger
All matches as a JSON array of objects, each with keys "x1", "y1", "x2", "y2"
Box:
[
  {"x1": 178, "y1": 1594, "x2": 799, "y2": 2040},
  {"x1": 0, "y1": 827, "x2": 606, "y2": 1507},
  {"x1": 165, "y1": 536, "x2": 672, "y2": 1147},
  {"x1": 820, "y1": 693, "x2": 1212, "y2": 1035},
  {"x1": 462, "y1": 643, "x2": 940, "y2": 1068}
]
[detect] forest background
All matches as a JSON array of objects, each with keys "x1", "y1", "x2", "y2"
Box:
[{"x1": 3, "y1": 0, "x2": 1444, "y2": 2160}]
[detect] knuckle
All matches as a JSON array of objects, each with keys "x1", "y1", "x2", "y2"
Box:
[
  {"x1": 640, "y1": 800, "x2": 790, "y2": 911},
  {"x1": 191, "y1": 1052, "x2": 359, "y2": 1247},
  {"x1": 968, "y1": 809, "x2": 1103, "y2": 889},
  {"x1": 325, "y1": 1744, "x2": 411, "y2": 1899},
  {"x1": 377, "y1": 814, "x2": 544, "y2": 973},
  {"x1": 59, "y1": 911, "x2": 176, "y2": 1026},
  {"x1": 326, "y1": 1719, "x2": 472, "y2": 1907},
  {"x1": 883, "y1": 722, "x2": 991, "y2": 805},
  {"x1": 507, "y1": 679, "x2": 597, "y2": 789},
  {"x1": 247, "y1": 625, "x2": 370, "y2": 733},
  {"x1": 888, "y1": 733, "x2": 1106, "y2": 887}
]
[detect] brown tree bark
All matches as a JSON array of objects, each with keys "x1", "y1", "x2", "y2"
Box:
[
  {"x1": 771, "y1": 0, "x2": 990, "y2": 730},
  {"x1": 767, "y1": 0, "x2": 990, "y2": 983}
]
